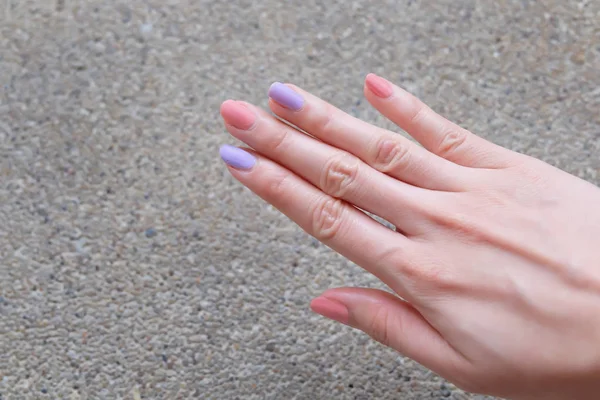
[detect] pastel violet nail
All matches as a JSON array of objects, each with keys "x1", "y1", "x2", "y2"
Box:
[
  {"x1": 219, "y1": 145, "x2": 256, "y2": 170},
  {"x1": 268, "y1": 82, "x2": 304, "y2": 111}
]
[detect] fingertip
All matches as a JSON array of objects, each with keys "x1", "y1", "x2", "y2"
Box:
[
  {"x1": 365, "y1": 73, "x2": 394, "y2": 99},
  {"x1": 310, "y1": 296, "x2": 350, "y2": 325},
  {"x1": 219, "y1": 144, "x2": 257, "y2": 171},
  {"x1": 220, "y1": 99, "x2": 236, "y2": 114},
  {"x1": 268, "y1": 81, "x2": 284, "y2": 95},
  {"x1": 365, "y1": 72, "x2": 377, "y2": 82},
  {"x1": 268, "y1": 82, "x2": 305, "y2": 111}
]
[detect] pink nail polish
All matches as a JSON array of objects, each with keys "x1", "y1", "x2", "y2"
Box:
[
  {"x1": 310, "y1": 297, "x2": 350, "y2": 325},
  {"x1": 220, "y1": 100, "x2": 256, "y2": 130},
  {"x1": 365, "y1": 73, "x2": 393, "y2": 98}
]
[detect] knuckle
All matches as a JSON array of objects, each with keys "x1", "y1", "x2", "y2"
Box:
[
  {"x1": 313, "y1": 103, "x2": 336, "y2": 133},
  {"x1": 321, "y1": 153, "x2": 360, "y2": 198},
  {"x1": 437, "y1": 127, "x2": 468, "y2": 157},
  {"x1": 398, "y1": 260, "x2": 457, "y2": 293},
  {"x1": 373, "y1": 137, "x2": 410, "y2": 173},
  {"x1": 367, "y1": 303, "x2": 391, "y2": 347},
  {"x1": 431, "y1": 211, "x2": 481, "y2": 239},
  {"x1": 264, "y1": 126, "x2": 289, "y2": 154},
  {"x1": 310, "y1": 197, "x2": 346, "y2": 241},
  {"x1": 408, "y1": 101, "x2": 429, "y2": 126},
  {"x1": 264, "y1": 171, "x2": 290, "y2": 199}
]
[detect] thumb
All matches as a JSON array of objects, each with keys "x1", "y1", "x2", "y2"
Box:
[{"x1": 310, "y1": 287, "x2": 464, "y2": 377}]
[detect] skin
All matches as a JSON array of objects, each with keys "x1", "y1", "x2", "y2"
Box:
[{"x1": 218, "y1": 74, "x2": 600, "y2": 399}]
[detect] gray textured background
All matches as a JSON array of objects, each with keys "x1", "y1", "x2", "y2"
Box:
[{"x1": 1, "y1": 1, "x2": 599, "y2": 399}]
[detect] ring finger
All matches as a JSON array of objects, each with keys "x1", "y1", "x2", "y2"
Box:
[{"x1": 220, "y1": 100, "x2": 428, "y2": 235}]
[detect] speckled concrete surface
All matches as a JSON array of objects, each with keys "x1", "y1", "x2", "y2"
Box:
[{"x1": 0, "y1": 1, "x2": 599, "y2": 399}]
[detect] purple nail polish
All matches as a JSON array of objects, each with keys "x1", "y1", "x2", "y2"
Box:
[
  {"x1": 219, "y1": 145, "x2": 256, "y2": 170},
  {"x1": 268, "y1": 82, "x2": 304, "y2": 111}
]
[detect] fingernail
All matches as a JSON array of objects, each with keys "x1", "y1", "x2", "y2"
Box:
[
  {"x1": 310, "y1": 296, "x2": 349, "y2": 325},
  {"x1": 219, "y1": 145, "x2": 256, "y2": 170},
  {"x1": 268, "y1": 82, "x2": 304, "y2": 111},
  {"x1": 220, "y1": 100, "x2": 256, "y2": 130},
  {"x1": 365, "y1": 73, "x2": 393, "y2": 98}
]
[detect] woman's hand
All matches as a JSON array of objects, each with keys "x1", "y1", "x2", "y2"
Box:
[{"x1": 218, "y1": 74, "x2": 600, "y2": 400}]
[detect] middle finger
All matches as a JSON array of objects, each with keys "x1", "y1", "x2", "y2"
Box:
[{"x1": 267, "y1": 82, "x2": 472, "y2": 192}]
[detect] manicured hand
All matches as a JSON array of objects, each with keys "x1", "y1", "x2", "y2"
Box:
[{"x1": 219, "y1": 74, "x2": 600, "y2": 400}]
